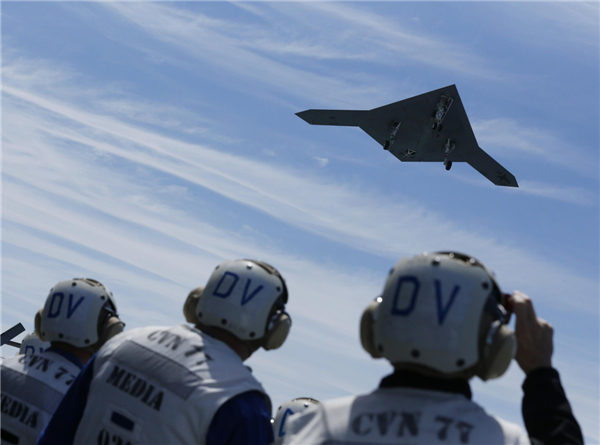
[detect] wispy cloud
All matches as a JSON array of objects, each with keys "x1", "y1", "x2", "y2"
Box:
[
  {"x1": 3, "y1": 60, "x2": 597, "y2": 315},
  {"x1": 2, "y1": 42, "x2": 597, "y2": 438},
  {"x1": 287, "y1": 2, "x2": 504, "y2": 79},
  {"x1": 456, "y1": 175, "x2": 598, "y2": 208},
  {"x1": 96, "y1": 2, "x2": 506, "y2": 111},
  {"x1": 96, "y1": 2, "x2": 382, "y2": 109},
  {"x1": 314, "y1": 156, "x2": 329, "y2": 167},
  {"x1": 473, "y1": 118, "x2": 597, "y2": 179},
  {"x1": 517, "y1": 3, "x2": 599, "y2": 55},
  {"x1": 518, "y1": 180, "x2": 598, "y2": 207}
]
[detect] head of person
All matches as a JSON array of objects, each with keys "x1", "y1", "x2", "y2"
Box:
[
  {"x1": 360, "y1": 252, "x2": 515, "y2": 381},
  {"x1": 17, "y1": 332, "x2": 50, "y2": 356},
  {"x1": 35, "y1": 278, "x2": 125, "y2": 362},
  {"x1": 183, "y1": 259, "x2": 291, "y2": 361},
  {"x1": 272, "y1": 398, "x2": 320, "y2": 439}
]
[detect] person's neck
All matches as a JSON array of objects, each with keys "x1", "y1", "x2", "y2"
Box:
[
  {"x1": 51, "y1": 343, "x2": 93, "y2": 365},
  {"x1": 196, "y1": 324, "x2": 254, "y2": 361},
  {"x1": 381, "y1": 368, "x2": 472, "y2": 400}
]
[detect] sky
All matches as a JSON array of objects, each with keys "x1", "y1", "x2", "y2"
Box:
[{"x1": 1, "y1": 1, "x2": 598, "y2": 442}]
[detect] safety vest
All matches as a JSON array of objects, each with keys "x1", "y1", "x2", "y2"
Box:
[
  {"x1": 1, "y1": 349, "x2": 81, "y2": 445},
  {"x1": 73, "y1": 324, "x2": 268, "y2": 445},
  {"x1": 284, "y1": 387, "x2": 530, "y2": 444}
]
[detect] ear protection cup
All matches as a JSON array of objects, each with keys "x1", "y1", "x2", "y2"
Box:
[
  {"x1": 99, "y1": 316, "x2": 125, "y2": 345},
  {"x1": 86, "y1": 316, "x2": 125, "y2": 354},
  {"x1": 184, "y1": 287, "x2": 204, "y2": 324},
  {"x1": 360, "y1": 300, "x2": 382, "y2": 358},
  {"x1": 34, "y1": 309, "x2": 45, "y2": 341},
  {"x1": 262, "y1": 311, "x2": 291, "y2": 350},
  {"x1": 476, "y1": 321, "x2": 516, "y2": 381}
]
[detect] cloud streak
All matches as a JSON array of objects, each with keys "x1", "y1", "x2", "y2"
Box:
[
  {"x1": 3, "y1": 62, "x2": 597, "y2": 316},
  {"x1": 473, "y1": 118, "x2": 597, "y2": 179},
  {"x1": 97, "y1": 1, "x2": 505, "y2": 111},
  {"x1": 2, "y1": 6, "x2": 597, "y2": 437}
]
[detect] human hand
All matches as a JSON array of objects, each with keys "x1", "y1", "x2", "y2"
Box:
[{"x1": 506, "y1": 291, "x2": 553, "y2": 375}]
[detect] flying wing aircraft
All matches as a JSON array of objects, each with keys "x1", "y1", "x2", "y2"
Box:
[{"x1": 296, "y1": 85, "x2": 518, "y2": 187}]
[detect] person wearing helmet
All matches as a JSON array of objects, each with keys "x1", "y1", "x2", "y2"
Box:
[
  {"x1": 283, "y1": 252, "x2": 583, "y2": 445},
  {"x1": 38, "y1": 259, "x2": 292, "y2": 445},
  {"x1": 1, "y1": 278, "x2": 124, "y2": 445},
  {"x1": 17, "y1": 332, "x2": 50, "y2": 356},
  {"x1": 272, "y1": 398, "x2": 320, "y2": 442}
]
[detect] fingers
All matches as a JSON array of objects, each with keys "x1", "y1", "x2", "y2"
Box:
[
  {"x1": 507, "y1": 291, "x2": 537, "y2": 324},
  {"x1": 503, "y1": 293, "x2": 514, "y2": 323},
  {"x1": 524, "y1": 297, "x2": 536, "y2": 322},
  {"x1": 508, "y1": 291, "x2": 554, "y2": 373},
  {"x1": 540, "y1": 319, "x2": 554, "y2": 336},
  {"x1": 507, "y1": 292, "x2": 529, "y2": 324}
]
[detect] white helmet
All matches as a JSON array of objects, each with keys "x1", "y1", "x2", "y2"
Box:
[
  {"x1": 360, "y1": 252, "x2": 516, "y2": 380},
  {"x1": 184, "y1": 259, "x2": 291, "y2": 350},
  {"x1": 18, "y1": 332, "x2": 50, "y2": 355},
  {"x1": 35, "y1": 278, "x2": 124, "y2": 351},
  {"x1": 272, "y1": 398, "x2": 320, "y2": 439}
]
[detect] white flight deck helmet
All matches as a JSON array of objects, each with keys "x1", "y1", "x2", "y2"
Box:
[
  {"x1": 360, "y1": 252, "x2": 516, "y2": 381},
  {"x1": 272, "y1": 398, "x2": 320, "y2": 439},
  {"x1": 35, "y1": 278, "x2": 124, "y2": 353},
  {"x1": 184, "y1": 259, "x2": 291, "y2": 350},
  {"x1": 17, "y1": 332, "x2": 50, "y2": 356}
]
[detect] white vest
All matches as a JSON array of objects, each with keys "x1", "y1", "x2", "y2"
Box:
[
  {"x1": 1, "y1": 349, "x2": 82, "y2": 445},
  {"x1": 284, "y1": 387, "x2": 530, "y2": 445},
  {"x1": 73, "y1": 324, "x2": 268, "y2": 445}
]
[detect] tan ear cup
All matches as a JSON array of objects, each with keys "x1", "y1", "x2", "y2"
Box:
[
  {"x1": 263, "y1": 312, "x2": 291, "y2": 350},
  {"x1": 183, "y1": 287, "x2": 204, "y2": 324},
  {"x1": 476, "y1": 322, "x2": 516, "y2": 381},
  {"x1": 88, "y1": 316, "x2": 125, "y2": 354},
  {"x1": 34, "y1": 309, "x2": 45, "y2": 341},
  {"x1": 360, "y1": 301, "x2": 382, "y2": 358}
]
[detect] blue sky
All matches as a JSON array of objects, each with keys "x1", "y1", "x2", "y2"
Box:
[{"x1": 1, "y1": 2, "x2": 598, "y2": 442}]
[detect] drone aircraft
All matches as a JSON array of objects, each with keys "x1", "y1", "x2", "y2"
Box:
[{"x1": 296, "y1": 85, "x2": 518, "y2": 187}]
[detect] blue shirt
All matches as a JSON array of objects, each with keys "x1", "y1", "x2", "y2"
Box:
[{"x1": 37, "y1": 355, "x2": 274, "y2": 445}]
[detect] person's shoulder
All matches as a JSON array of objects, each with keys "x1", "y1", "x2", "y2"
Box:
[
  {"x1": 111, "y1": 325, "x2": 176, "y2": 342},
  {"x1": 129, "y1": 324, "x2": 176, "y2": 336},
  {"x1": 0, "y1": 354, "x2": 29, "y2": 377},
  {"x1": 1, "y1": 353, "x2": 21, "y2": 368},
  {"x1": 491, "y1": 416, "x2": 530, "y2": 442},
  {"x1": 283, "y1": 396, "x2": 359, "y2": 445},
  {"x1": 295, "y1": 395, "x2": 358, "y2": 428},
  {"x1": 466, "y1": 399, "x2": 529, "y2": 442},
  {"x1": 320, "y1": 394, "x2": 359, "y2": 414},
  {"x1": 95, "y1": 325, "x2": 175, "y2": 356}
]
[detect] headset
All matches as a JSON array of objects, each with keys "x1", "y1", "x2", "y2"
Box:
[
  {"x1": 184, "y1": 259, "x2": 291, "y2": 350},
  {"x1": 360, "y1": 252, "x2": 516, "y2": 380},
  {"x1": 35, "y1": 278, "x2": 124, "y2": 354}
]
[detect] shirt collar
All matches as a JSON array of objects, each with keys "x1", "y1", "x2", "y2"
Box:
[
  {"x1": 379, "y1": 370, "x2": 472, "y2": 400},
  {"x1": 46, "y1": 346, "x2": 84, "y2": 369}
]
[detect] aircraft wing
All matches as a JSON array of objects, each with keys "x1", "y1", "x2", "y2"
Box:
[
  {"x1": 468, "y1": 147, "x2": 518, "y2": 187},
  {"x1": 296, "y1": 85, "x2": 518, "y2": 187},
  {"x1": 295, "y1": 110, "x2": 367, "y2": 127},
  {"x1": 1, "y1": 323, "x2": 25, "y2": 347}
]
